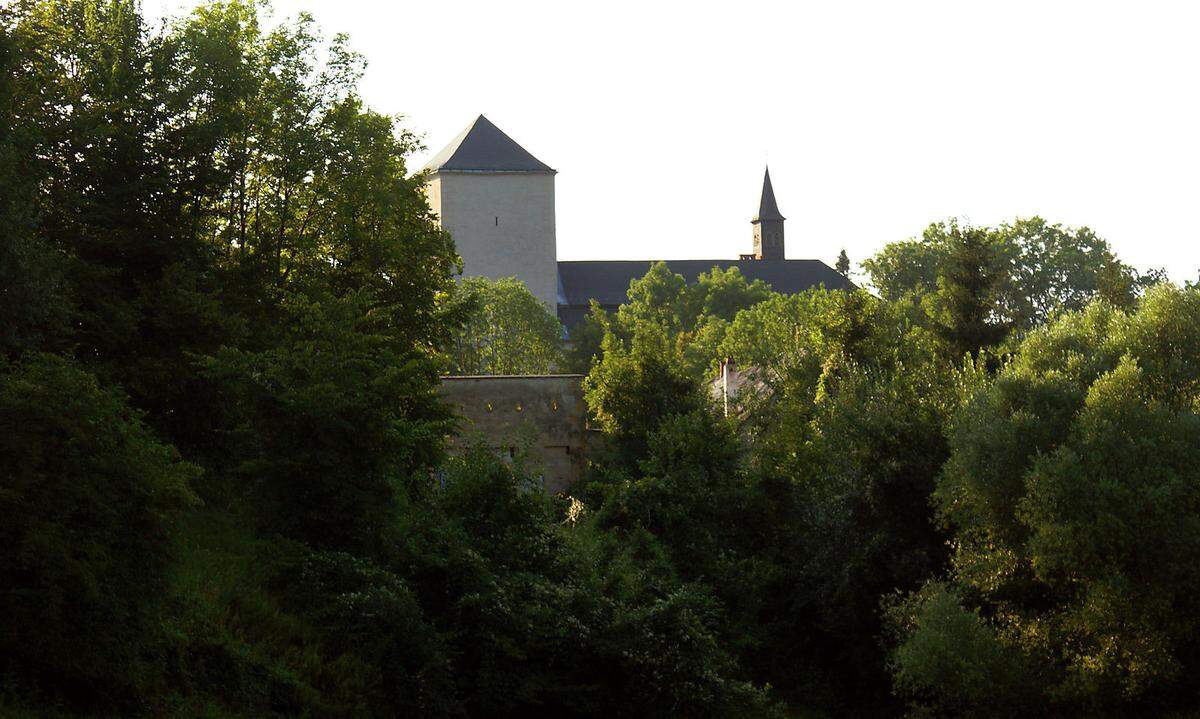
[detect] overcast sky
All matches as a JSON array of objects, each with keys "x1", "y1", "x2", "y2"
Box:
[{"x1": 143, "y1": 0, "x2": 1199, "y2": 280}]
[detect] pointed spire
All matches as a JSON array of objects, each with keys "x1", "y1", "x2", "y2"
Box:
[
  {"x1": 753, "y1": 167, "x2": 785, "y2": 223},
  {"x1": 422, "y1": 115, "x2": 554, "y2": 174}
]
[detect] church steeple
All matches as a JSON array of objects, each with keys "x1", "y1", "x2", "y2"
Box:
[{"x1": 751, "y1": 167, "x2": 785, "y2": 259}]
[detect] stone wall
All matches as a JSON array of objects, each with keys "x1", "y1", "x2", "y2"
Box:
[
  {"x1": 425, "y1": 172, "x2": 558, "y2": 310},
  {"x1": 438, "y1": 374, "x2": 587, "y2": 494}
]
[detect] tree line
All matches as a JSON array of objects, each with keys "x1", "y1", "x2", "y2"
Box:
[{"x1": 3, "y1": 2, "x2": 1199, "y2": 718}]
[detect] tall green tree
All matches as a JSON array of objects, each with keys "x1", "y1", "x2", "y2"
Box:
[
  {"x1": 0, "y1": 17, "x2": 67, "y2": 358},
  {"x1": 714, "y1": 288, "x2": 961, "y2": 713},
  {"x1": 863, "y1": 217, "x2": 1156, "y2": 338},
  {"x1": 835, "y1": 248, "x2": 851, "y2": 276},
  {"x1": 2, "y1": 2, "x2": 463, "y2": 710},
  {"x1": 927, "y1": 221, "x2": 1011, "y2": 360},
  {"x1": 447, "y1": 276, "x2": 564, "y2": 375},
  {"x1": 5, "y1": 0, "x2": 236, "y2": 442}
]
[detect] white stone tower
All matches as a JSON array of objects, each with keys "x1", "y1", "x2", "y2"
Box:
[{"x1": 422, "y1": 115, "x2": 558, "y2": 309}]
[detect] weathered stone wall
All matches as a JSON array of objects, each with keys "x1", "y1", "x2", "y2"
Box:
[
  {"x1": 425, "y1": 172, "x2": 558, "y2": 310},
  {"x1": 438, "y1": 375, "x2": 586, "y2": 494}
]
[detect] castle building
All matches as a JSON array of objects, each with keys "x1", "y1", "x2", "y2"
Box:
[{"x1": 422, "y1": 116, "x2": 850, "y2": 331}]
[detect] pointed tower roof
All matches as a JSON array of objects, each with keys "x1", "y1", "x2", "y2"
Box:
[
  {"x1": 752, "y1": 167, "x2": 785, "y2": 223},
  {"x1": 422, "y1": 115, "x2": 555, "y2": 174}
]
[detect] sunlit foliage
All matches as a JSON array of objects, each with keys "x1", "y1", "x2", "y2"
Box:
[
  {"x1": 447, "y1": 276, "x2": 564, "y2": 375},
  {"x1": 890, "y1": 286, "x2": 1200, "y2": 717}
]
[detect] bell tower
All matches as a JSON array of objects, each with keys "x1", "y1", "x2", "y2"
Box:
[{"x1": 751, "y1": 167, "x2": 785, "y2": 260}]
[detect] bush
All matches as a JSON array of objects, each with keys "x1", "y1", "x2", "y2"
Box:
[
  {"x1": 885, "y1": 583, "x2": 1041, "y2": 718},
  {"x1": 276, "y1": 550, "x2": 454, "y2": 715}
]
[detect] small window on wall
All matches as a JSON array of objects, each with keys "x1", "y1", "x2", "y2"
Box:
[{"x1": 494, "y1": 216, "x2": 499, "y2": 227}]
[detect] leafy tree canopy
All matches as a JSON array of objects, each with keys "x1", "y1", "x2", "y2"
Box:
[
  {"x1": 863, "y1": 217, "x2": 1161, "y2": 338},
  {"x1": 890, "y1": 285, "x2": 1200, "y2": 716},
  {"x1": 446, "y1": 276, "x2": 564, "y2": 375}
]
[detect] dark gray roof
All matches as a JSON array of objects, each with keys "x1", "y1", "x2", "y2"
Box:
[
  {"x1": 753, "y1": 167, "x2": 785, "y2": 223},
  {"x1": 556, "y1": 304, "x2": 594, "y2": 332},
  {"x1": 422, "y1": 115, "x2": 554, "y2": 174},
  {"x1": 556, "y1": 259, "x2": 851, "y2": 319}
]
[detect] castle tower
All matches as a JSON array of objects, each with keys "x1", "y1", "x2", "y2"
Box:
[
  {"x1": 422, "y1": 115, "x2": 558, "y2": 308},
  {"x1": 751, "y1": 167, "x2": 785, "y2": 260}
]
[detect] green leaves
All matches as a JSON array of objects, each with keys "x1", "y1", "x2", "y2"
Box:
[
  {"x1": 598, "y1": 262, "x2": 775, "y2": 381},
  {"x1": 447, "y1": 276, "x2": 564, "y2": 375},
  {"x1": 894, "y1": 286, "x2": 1200, "y2": 714},
  {"x1": 203, "y1": 288, "x2": 452, "y2": 552},
  {"x1": 928, "y1": 222, "x2": 1012, "y2": 360},
  {"x1": 862, "y1": 217, "x2": 1157, "y2": 361},
  {"x1": 886, "y1": 583, "x2": 1041, "y2": 718},
  {"x1": 0, "y1": 355, "x2": 199, "y2": 707}
]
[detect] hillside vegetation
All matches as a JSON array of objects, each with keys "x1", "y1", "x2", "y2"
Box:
[{"x1": 2, "y1": 2, "x2": 1199, "y2": 718}]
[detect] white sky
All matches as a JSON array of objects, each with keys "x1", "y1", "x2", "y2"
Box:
[{"x1": 142, "y1": 0, "x2": 1200, "y2": 281}]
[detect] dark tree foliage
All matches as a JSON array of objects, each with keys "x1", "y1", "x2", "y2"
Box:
[
  {"x1": 711, "y1": 290, "x2": 961, "y2": 714},
  {"x1": 9, "y1": 1, "x2": 233, "y2": 423},
  {"x1": 372, "y1": 449, "x2": 781, "y2": 718},
  {"x1": 928, "y1": 222, "x2": 1011, "y2": 360},
  {"x1": 203, "y1": 290, "x2": 454, "y2": 553},
  {"x1": 273, "y1": 549, "x2": 455, "y2": 715},
  {"x1": 0, "y1": 355, "x2": 198, "y2": 708},
  {"x1": 782, "y1": 366, "x2": 956, "y2": 713},
  {"x1": 0, "y1": 22, "x2": 67, "y2": 359},
  {"x1": 592, "y1": 409, "x2": 758, "y2": 580}
]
